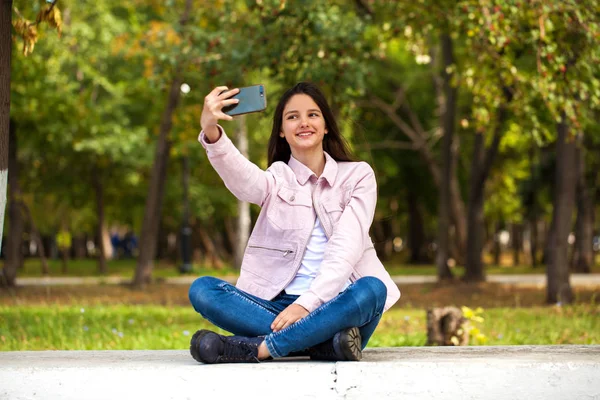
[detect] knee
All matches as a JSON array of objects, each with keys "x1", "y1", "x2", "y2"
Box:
[
  {"x1": 352, "y1": 276, "x2": 387, "y2": 312},
  {"x1": 188, "y1": 276, "x2": 223, "y2": 314}
]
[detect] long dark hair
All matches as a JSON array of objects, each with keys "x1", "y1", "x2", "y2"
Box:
[{"x1": 267, "y1": 82, "x2": 354, "y2": 166}]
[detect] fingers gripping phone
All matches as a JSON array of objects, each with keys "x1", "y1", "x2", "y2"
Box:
[{"x1": 222, "y1": 84, "x2": 267, "y2": 116}]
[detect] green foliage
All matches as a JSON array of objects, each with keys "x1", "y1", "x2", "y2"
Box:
[
  {"x1": 8, "y1": 0, "x2": 600, "y2": 273},
  {"x1": 12, "y1": 0, "x2": 154, "y2": 234}
]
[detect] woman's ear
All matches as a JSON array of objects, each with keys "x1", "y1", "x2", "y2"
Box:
[{"x1": 279, "y1": 132, "x2": 285, "y2": 138}]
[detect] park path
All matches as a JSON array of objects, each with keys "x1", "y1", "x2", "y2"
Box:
[{"x1": 13, "y1": 273, "x2": 600, "y2": 287}]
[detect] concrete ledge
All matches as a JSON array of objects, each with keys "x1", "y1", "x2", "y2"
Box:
[{"x1": 1, "y1": 346, "x2": 599, "y2": 399}]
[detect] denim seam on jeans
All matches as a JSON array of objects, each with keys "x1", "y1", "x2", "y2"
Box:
[{"x1": 220, "y1": 283, "x2": 279, "y2": 317}]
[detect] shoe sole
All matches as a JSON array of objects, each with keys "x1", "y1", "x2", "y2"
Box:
[
  {"x1": 190, "y1": 329, "x2": 213, "y2": 363},
  {"x1": 339, "y1": 327, "x2": 362, "y2": 361}
]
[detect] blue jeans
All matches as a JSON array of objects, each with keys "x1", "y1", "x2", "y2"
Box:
[{"x1": 188, "y1": 276, "x2": 387, "y2": 358}]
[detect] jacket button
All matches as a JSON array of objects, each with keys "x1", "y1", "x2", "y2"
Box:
[{"x1": 289, "y1": 195, "x2": 295, "y2": 202}]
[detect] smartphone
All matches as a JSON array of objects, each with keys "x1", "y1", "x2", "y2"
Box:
[{"x1": 222, "y1": 84, "x2": 267, "y2": 116}]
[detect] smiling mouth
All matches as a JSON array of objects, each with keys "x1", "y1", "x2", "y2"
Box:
[{"x1": 296, "y1": 132, "x2": 314, "y2": 137}]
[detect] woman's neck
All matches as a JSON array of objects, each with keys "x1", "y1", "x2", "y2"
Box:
[{"x1": 292, "y1": 149, "x2": 326, "y2": 177}]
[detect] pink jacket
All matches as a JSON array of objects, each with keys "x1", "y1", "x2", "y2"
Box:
[{"x1": 199, "y1": 127, "x2": 401, "y2": 313}]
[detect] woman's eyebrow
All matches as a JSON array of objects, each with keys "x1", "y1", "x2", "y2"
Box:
[{"x1": 284, "y1": 109, "x2": 321, "y2": 116}]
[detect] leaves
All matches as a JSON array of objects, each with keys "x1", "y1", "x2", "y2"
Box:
[
  {"x1": 8, "y1": 0, "x2": 600, "y2": 261},
  {"x1": 12, "y1": 2, "x2": 63, "y2": 56}
]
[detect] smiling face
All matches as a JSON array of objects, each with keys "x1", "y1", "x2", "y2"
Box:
[{"x1": 279, "y1": 94, "x2": 328, "y2": 157}]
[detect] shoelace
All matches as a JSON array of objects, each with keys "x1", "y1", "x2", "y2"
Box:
[{"x1": 221, "y1": 340, "x2": 259, "y2": 362}]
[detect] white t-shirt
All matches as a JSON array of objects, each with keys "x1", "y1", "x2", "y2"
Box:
[{"x1": 284, "y1": 217, "x2": 351, "y2": 295}]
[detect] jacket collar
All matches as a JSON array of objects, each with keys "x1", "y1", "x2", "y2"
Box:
[{"x1": 288, "y1": 151, "x2": 337, "y2": 186}]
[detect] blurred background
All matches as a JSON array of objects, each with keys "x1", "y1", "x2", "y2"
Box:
[{"x1": 0, "y1": 0, "x2": 598, "y2": 350}]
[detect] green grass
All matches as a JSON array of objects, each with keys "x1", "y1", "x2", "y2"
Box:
[
  {"x1": 1, "y1": 304, "x2": 597, "y2": 351},
  {"x1": 3, "y1": 259, "x2": 238, "y2": 279},
  {"x1": 384, "y1": 263, "x2": 600, "y2": 276},
  {"x1": 7, "y1": 257, "x2": 600, "y2": 279}
]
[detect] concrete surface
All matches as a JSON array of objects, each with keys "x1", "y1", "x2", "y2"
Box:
[
  {"x1": 13, "y1": 273, "x2": 600, "y2": 287},
  {"x1": 1, "y1": 346, "x2": 599, "y2": 399}
]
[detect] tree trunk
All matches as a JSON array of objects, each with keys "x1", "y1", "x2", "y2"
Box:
[
  {"x1": 573, "y1": 143, "x2": 593, "y2": 273},
  {"x1": 465, "y1": 132, "x2": 486, "y2": 281},
  {"x1": 73, "y1": 235, "x2": 86, "y2": 259},
  {"x1": 429, "y1": 35, "x2": 467, "y2": 264},
  {"x1": 464, "y1": 89, "x2": 511, "y2": 282},
  {"x1": 133, "y1": 78, "x2": 179, "y2": 284},
  {"x1": 435, "y1": 33, "x2": 456, "y2": 281},
  {"x1": 234, "y1": 115, "x2": 250, "y2": 270},
  {"x1": 527, "y1": 146, "x2": 540, "y2": 267},
  {"x1": 407, "y1": 189, "x2": 427, "y2": 263},
  {"x1": 179, "y1": 155, "x2": 193, "y2": 272},
  {"x1": 61, "y1": 248, "x2": 69, "y2": 274},
  {"x1": 464, "y1": 130, "x2": 505, "y2": 278},
  {"x1": 132, "y1": 0, "x2": 192, "y2": 287},
  {"x1": 197, "y1": 224, "x2": 224, "y2": 269},
  {"x1": 93, "y1": 166, "x2": 107, "y2": 274},
  {"x1": 546, "y1": 118, "x2": 576, "y2": 304},
  {"x1": 223, "y1": 217, "x2": 236, "y2": 256},
  {"x1": 493, "y1": 222, "x2": 502, "y2": 266},
  {"x1": 20, "y1": 202, "x2": 49, "y2": 275},
  {"x1": 449, "y1": 147, "x2": 467, "y2": 263},
  {"x1": 0, "y1": 0, "x2": 12, "y2": 261},
  {"x1": 529, "y1": 218, "x2": 539, "y2": 267},
  {"x1": 543, "y1": 216, "x2": 553, "y2": 265},
  {"x1": 512, "y1": 223, "x2": 521, "y2": 266},
  {"x1": 3, "y1": 120, "x2": 23, "y2": 286},
  {"x1": 213, "y1": 229, "x2": 230, "y2": 263}
]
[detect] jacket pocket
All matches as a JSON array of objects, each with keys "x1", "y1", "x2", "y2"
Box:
[
  {"x1": 267, "y1": 186, "x2": 312, "y2": 230},
  {"x1": 322, "y1": 199, "x2": 344, "y2": 227},
  {"x1": 241, "y1": 236, "x2": 297, "y2": 285},
  {"x1": 321, "y1": 187, "x2": 351, "y2": 228}
]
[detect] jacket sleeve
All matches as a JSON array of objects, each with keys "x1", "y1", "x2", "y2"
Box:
[
  {"x1": 198, "y1": 125, "x2": 275, "y2": 206},
  {"x1": 294, "y1": 162, "x2": 377, "y2": 313}
]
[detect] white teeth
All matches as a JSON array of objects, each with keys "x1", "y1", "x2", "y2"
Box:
[{"x1": 297, "y1": 133, "x2": 312, "y2": 137}]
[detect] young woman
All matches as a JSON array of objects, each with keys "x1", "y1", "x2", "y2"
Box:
[{"x1": 188, "y1": 82, "x2": 400, "y2": 363}]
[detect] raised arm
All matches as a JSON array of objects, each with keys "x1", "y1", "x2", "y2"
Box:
[{"x1": 199, "y1": 86, "x2": 274, "y2": 206}]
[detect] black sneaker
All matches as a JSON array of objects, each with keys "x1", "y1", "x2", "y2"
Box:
[
  {"x1": 190, "y1": 329, "x2": 262, "y2": 364},
  {"x1": 308, "y1": 327, "x2": 362, "y2": 361}
]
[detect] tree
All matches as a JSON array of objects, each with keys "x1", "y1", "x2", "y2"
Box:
[
  {"x1": 572, "y1": 136, "x2": 596, "y2": 273},
  {"x1": 361, "y1": 1, "x2": 471, "y2": 279},
  {"x1": 1, "y1": 0, "x2": 13, "y2": 281},
  {"x1": 484, "y1": 0, "x2": 600, "y2": 303},
  {"x1": 8, "y1": 0, "x2": 155, "y2": 284},
  {"x1": 132, "y1": 0, "x2": 193, "y2": 286},
  {"x1": 2, "y1": 1, "x2": 63, "y2": 285}
]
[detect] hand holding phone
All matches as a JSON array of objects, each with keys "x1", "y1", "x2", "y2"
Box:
[{"x1": 222, "y1": 84, "x2": 267, "y2": 116}]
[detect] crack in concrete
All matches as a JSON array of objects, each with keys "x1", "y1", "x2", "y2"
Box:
[
  {"x1": 331, "y1": 363, "x2": 339, "y2": 397},
  {"x1": 332, "y1": 362, "x2": 358, "y2": 399}
]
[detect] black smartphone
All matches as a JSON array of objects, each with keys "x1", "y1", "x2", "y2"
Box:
[{"x1": 222, "y1": 84, "x2": 267, "y2": 116}]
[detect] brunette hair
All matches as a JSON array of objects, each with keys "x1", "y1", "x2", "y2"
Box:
[{"x1": 267, "y1": 82, "x2": 354, "y2": 166}]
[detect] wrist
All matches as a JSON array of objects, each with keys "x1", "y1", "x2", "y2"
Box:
[{"x1": 202, "y1": 124, "x2": 222, "y2": 143}]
